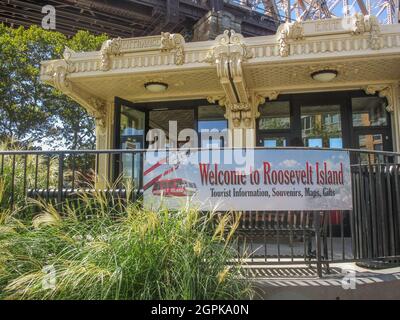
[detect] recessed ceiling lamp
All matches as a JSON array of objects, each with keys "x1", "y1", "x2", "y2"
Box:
[
  {"x1": 311, "y1": 70, "x2": 338, "y2": 82},
  {"x1": 144, "y1": 82, "x2": 168, "y2": 93}
]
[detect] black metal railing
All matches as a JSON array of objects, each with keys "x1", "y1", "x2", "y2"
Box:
[{"x1": 0, "y1": 147, "x2": 399, "y2": 277}]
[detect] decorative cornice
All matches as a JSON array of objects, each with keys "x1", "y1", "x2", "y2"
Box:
[
  {"x1": 364, "y1": 85, "x2": 394, "y2": 113},
  {"x1": 277, "y1": 21, "x2": 304, "y2": 57},
  {"x1": 99, "y1": 33, "x2": 185, "y2": 71},
  {"x1": 161, "y1": 32, "x2": 186, "y2": 65},
  {"x1": 351, "y1": 14, "x2": 382, "y2": 50},
  {"x1": 63, "y1": 47, "x2": 76, "y2": 73},
  {"x1": 100, "y1": 37, "x2": 122, "y2": 71}
]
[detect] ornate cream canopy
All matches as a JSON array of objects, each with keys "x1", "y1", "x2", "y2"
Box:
[{"x1": 41, "y1": 15, "x2": 400, "y2": 150}]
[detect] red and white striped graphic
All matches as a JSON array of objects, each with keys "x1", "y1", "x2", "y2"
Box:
[{"x1": 143, "y1": 155, "x2": 180, "y2": 191}]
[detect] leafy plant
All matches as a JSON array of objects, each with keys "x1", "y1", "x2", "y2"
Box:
[
  {"x1": 0, "y1": 186, "x2": 251, "y2": 300},
  {"x1": 0, "y1": 24, "x2": 107, "y2": 149}
]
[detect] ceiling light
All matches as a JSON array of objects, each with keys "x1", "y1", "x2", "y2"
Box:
[
  {"x1": 311, "y1": 70, "x2": 338, "y2": 82},
  {"x1": 144, "y1": 82, "x2": 168, "y2": 93}
]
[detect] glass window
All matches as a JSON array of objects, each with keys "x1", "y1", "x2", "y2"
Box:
[
  {"x1": 301, "y1": 105, "x2": 342, "y2": 148},
  {"x1": 308, "y1": 138, "x2": 323, "y2": 148},
  {"x1": 120, "y1": 105, "x2": 145, "y2": 187},
  {"x1": 258, "y1": 101, "x2": 290, "y2": 130},
  {"x1": 263, "y1": 137, "x2": 287, "y2": 147},
  {"x1": 358, "y1": 134, "x2": 384, "y2": 164},
  {"x1": 198, "y1": 105, "x2": 227, "y2": 148},
  {"x1": 352, "y1": 97, "x2": 388, "y2": 127},
  {"x1": 329, "y1": 138, "x2": 343, "y2": 149},
  {"x1": 120, "y1": 106, "x2": 145, "y2": 139}
]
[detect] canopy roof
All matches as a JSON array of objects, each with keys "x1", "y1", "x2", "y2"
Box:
[{"x1": 40, "y1": 16, "x2": 400, "y2": 120}]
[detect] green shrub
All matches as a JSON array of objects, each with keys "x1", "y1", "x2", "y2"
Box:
[
  {"x1": 0, "y1": 141, "x2": 58, "y2": 208},
  {"x1": 0, "y1": 187, "x2": 251, "y2": 300}
]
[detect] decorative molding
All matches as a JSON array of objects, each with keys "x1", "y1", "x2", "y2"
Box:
[
  {"x1": 207, "y1": 95, "x2": 228, "y2": 120},
  {"x1": 207, "y1": 95, "x2": 227, "y2": 107},
  {"x1": 254, "y1": 91, "x2": 280, "y2": 102},
  {"x1": 229, "y1": 30, "x2": 252, "y2": 104},
  {"x1": 63, "y1": 47, "x2": 75, "y2": 60},
  {"x1": 63, "y1": 47, "x2": 76, "y2": 73},
  {"x1": 88, "y1": 98, "x2": 107, "y2": 131},
  {"x1": 351, "y1": 14, "x2": 382, "y2": 50},
  {"x1": 231, "y1": 102, "x2": 251, "y2": 128},
  {"x1": 161, "y1": 32, "x2": 186, "y2": 65},
  {"x1": 277, "y1": 21, "x2": 304, "y2": 57},
  {"x1": 100, "y1": 37, "x2": 122, "y2": 71},
  {"x1": 48, "y1": 61, "x2": 108, "y2": 128},
  {"x1": 204, "y1": 30, "x2": 237, "y2": 105},
  {"x1": 252, "y1": 94, "x2": 265, "y2": 121},
  {"x1": 99, "y1": 33, "x2": 185, "y2": 71},
  {"x1": 204, "y1": 30, "x2": 252, "y2": 107},
  {"x1": 52, "y1": 62, "x2": 71, "y2": 92},
  {"x1": 264, "y1": 91, "x2": 280, "y2": 101},
  {"x1": 364, "y1": 85, "x2": 394, "y2": 113}
]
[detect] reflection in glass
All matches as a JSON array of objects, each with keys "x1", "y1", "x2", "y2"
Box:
[
  {"x1": 198, "y1": 105, "x2": 227, "y2": 148},
  {"x1": 330, "y1": 138, "x2": 343, "y2": 148},
  {"x1": 258, "y1": 101, "x2": 290, "y2": 130},
  {"x1": 308, "y1": 138, "x2": 323, "y2": 148},
  {"x1": 358, "y1": 134, "x2": 384, "y2": 163},
  {"x1": 301, "y1": 105, "x2": 342, "y2": 148},
  {"x1": 149, "y1": 109, "x2": 195, "y2": 147},
  {"x1": 263, "y1": 137, "x2": 287, "y2": 147},
  {"x1": 120, "y1": 106, "x2": 145, "y2": 188},
  {"x1": 352, "y1": 97, "x2": 388, "y2": 127}
]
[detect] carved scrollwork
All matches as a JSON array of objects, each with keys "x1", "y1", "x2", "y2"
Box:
[
  {"x1": 52, "y1": 63, "x2": 71, "y2": 92},
  {"x1": 63, "y1": 47, "x2": 76, "y2": 73},
  {"x1": 161, "y1": 32, "x2": 186, "y2": 65},
  {"x1": 364, "y1": 85, "x2": 394, "y2": 113},
  {"x1": 100, "y1": 38, "x2": 122, "y2": 71},
  {"x1": 230, "y1": 102, "x2": 251, "y2": 128},
  {"x1": 277, "y1": 21, "x2": 304, "y2": 57},
  {"x1": 264, "y1": 91, "x2": 280, "y2": 101},
  {"x1": 204, "y1": 30, "x2": 252, "y2": 109},
  {"x1": 206, "y1": 95, "x2": 229, "y2": 120},
  {"x1": 351, "y1": 14, "x2": 382, "y2": 50},
  {"x1": 88, "y1": 98, "x2": 107, "y2": 131},
  {"x1": 207, "y1": 95, "x2": 227, "y2": 107}
]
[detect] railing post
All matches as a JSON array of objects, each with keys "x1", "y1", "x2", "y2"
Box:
[
  {"x1": 57, "y1": 153, "x2": 64, "y2": 204},
  {"x1": 314, "y1": 212, "x2": 323, "y2": 278}
]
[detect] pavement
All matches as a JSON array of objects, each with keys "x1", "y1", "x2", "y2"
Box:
[{"x1": 248, "y1": 263, "x2": 400, "y2": 300}]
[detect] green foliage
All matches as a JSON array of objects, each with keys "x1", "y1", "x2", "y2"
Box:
[
  {"x1": 0, "y1": 187, "x2": 251, "y2": 300},
  {"x1": 0, "y1": 140, "x2": 58, "y2": 209},
  {"x1": 0, "y1": 24, "x2": 107, "y2": 149}
]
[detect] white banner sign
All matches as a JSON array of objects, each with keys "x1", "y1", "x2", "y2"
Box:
[{"x1": 143, "y1": 149, "x2": 352, "y2": 211}]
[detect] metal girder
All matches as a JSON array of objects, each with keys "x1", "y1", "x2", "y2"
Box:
[
  {"x1": 0, "y1": 0, "x2": 277, "y2": 37},
  {"x1": 241, "y1": 0, "x2": 398, "y2": 24}
]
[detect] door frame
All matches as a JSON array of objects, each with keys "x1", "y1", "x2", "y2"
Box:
[
  {"x1": 113, "y1": 97, "x2": 213, "y2": 181},
  {"x1": 291, "y1": 91, "x2": 351, "y2": 148}
]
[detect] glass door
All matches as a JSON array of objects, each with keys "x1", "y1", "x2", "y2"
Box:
[
  {"x1": 256, "y1": 100, "x2": 295, "y2": 147},
  {"x1": 114, "y1": 97, "x2": 147, "y2": 189},
  {"x1": 351, "y1": 95, "x2": 392, "y2": 163},
  {"x1": 300, "y1": 104, "x2": 343, "y2": 148}
]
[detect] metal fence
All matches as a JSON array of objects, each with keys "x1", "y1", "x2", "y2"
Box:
[{"x1": 0, "y1": 147, "x2": 399, "y2": 277}]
